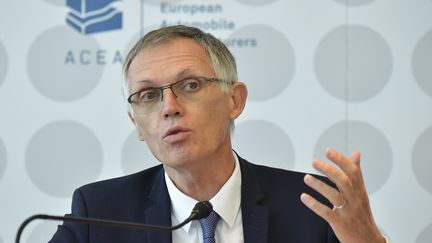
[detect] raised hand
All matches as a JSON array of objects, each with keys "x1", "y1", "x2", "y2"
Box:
[{"x1": 300, "y1": 148, "x2": 386, "y2": 243}]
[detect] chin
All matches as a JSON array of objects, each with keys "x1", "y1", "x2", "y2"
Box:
[
  {"x1": 161, "y1": 149, "x2": 195, "y2": 164},
  {"x1": 165, "y1": 148, "x2": 212, "y2": 169}
]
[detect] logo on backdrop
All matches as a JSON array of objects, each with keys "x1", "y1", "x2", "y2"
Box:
[
  {"x1": 66, "y1": 0, "x2": 123, "y2": 35},
  {"x1": 158, "y1": 2, "x2": 257, "y2": 49}
]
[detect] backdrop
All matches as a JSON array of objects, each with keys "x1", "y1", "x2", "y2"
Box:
[{"x1": 1, "y1": 0, "x2": 431, "y2": 242}]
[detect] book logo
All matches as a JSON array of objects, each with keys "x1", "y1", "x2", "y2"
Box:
[{"x1": 66, "y1": 0, "x2": 122, "y2": 35}]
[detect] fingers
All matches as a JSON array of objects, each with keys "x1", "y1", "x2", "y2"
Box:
[
  {"x1": 351, "y1": 151, "x2": 361, "y2": 166},
  {"x1": 304, "y1": 174, "x2": 344, "y2": 207},
  {"x1": 324, "y1": 148, "x2": 364, "y2": 188},
  {"x1": 310, "y1": 148, "x2": 366, "y2": 203},
  {"x1": 300, "y1": 193, "x2": 333, "y2": 222},
  {"x1": 311, "y1": 159, "x2": 355, "y2": 199},
  {"x1": 350, "y1": 151, "x2": 365, "y2": 182},
  {"x1": 325, "y1": 148, "x2": 359, "y2": 178}
]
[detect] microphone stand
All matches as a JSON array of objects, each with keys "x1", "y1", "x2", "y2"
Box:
[{"x1": 16, "y1": 201, "x2": 212, "y2": 243}]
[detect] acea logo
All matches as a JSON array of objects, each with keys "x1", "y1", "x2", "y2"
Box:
[{"x1": 66, "y1": 0, "x2": 122, "y2": 35}]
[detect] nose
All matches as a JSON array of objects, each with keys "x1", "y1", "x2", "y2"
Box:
[{"x1": 161, "y1": 88, "x2": 183, "y2": 118}]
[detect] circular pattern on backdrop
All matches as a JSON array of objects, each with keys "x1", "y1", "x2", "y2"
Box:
[
  {"x1": 27, "y1": 26, "x2": 103, "y2": 102},
  {"x1": 0, "y1": 138, "x2": 6, "y2": 180},
  {"x1": 232, "y1": 120, "x2": 295, "y2": 170},
  {"x1": 333, "y1": 0, "x2": 375, "y2": 7},
  {"x1": 0, "y1": 40, "x2": 8, "y2": 88},
  {"x1": 124, "y1": 25, "x2": 160, "y2": 60},
  {"x1": 412, "y1": 126, "x2": 432, "y2": 194},
  {"x1": 25, "y1": 221, "x2": 58, "y2": 243},
  {"x1": 25, "y1": 120, "x2": 103, "y2": 197},
  {"x1": 229, "y1": 24, "x2": 295, "y2": 102},
  {"x1": 121, "y1": 130, "x2": 159, "y2": 175},
  {"x1": 416, "y1": 223, "x2": 432, "y2": 243},
  {"x1": 125, "y1": 24, "x2": 163, "y2": 52},
  {"x1": 315, "y1": 25, "x2": 393, "y2": 102},
  {"x1": 412, "y1": 30, "x2": 432, "y2": 98},
  {"x1": 236, "y1": 0, "x2": 279, "y2": 6},
  {"x1": 314, "y1": 121, "x2": 392, "y2": 194}
]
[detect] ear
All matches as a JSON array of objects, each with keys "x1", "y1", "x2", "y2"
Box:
[
  {"x1": 228, "y1": 81, "x2": 248, "y2": 120},
  {"x1": 128, "y1": 111, "x2": 146, "y2": 141}
]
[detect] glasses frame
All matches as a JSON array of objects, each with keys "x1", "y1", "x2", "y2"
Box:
[{"x1": 127, "y1": 76, "x2": 226, "y2": 104}]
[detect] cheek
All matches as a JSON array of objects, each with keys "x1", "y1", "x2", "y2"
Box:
[
  {"x1": 134, "y1": 115, "x2": 158, "y2": 141},
  {"x1": 195, "y1": 98, "x2": 231, "y2": 135}
]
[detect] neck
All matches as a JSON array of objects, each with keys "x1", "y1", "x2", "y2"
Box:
[{"x1": 164, "y1": 147, "x2": 236, "y2": 201}]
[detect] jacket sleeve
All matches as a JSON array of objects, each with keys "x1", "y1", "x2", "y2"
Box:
[{"x1": 48, "y1": 189, "x2": 89, "y2": 243}]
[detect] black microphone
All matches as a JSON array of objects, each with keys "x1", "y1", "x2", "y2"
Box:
[{"x1": 16, "y1": 201, "x2": 212, "y2": 243}]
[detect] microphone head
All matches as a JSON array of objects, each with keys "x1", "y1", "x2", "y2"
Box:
[{"x1": 191, "y1": 201, "x2": 213, "y2": 220}]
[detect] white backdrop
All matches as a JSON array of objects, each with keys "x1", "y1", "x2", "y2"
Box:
[{"x1": 0, "y1": 0, "x2": 431, "y2": 242}]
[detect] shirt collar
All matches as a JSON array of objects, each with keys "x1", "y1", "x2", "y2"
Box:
[{"x1": 164, "y1": 152, "x2": 242, "y2": 233}]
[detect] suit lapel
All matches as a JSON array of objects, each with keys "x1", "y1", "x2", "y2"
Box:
[
  {"x1": 239, "y1": 157, "x2": 269, "y2": 243},
  {"x1": 140, "y1": 156, "x2": 271, "y2": 243},
  {"x1": 144, "y1": 168, "x2": 172, "y2": 243}
]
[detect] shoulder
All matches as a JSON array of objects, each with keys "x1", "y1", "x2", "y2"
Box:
[
  {"x1": 239, "y1": 156, "x2": 311, "y2": 185},
  {"x1": 78, "y1": 164, "x2": 164, "y2": 195},
  {"x1": 71, "y1": 164, "x2": 165, "y2": 215},
  {"x1": 238, "y1": 155, "x2": 333, "y2": 206}
]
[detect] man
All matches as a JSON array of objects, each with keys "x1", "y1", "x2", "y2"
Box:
[{"x1": 50, "y1": 25, "x2": 386, "y2": 243}]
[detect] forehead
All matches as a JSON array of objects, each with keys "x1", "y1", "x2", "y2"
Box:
[{"x1": 127, "y1": 38, "x2": 215, "y2": 83}]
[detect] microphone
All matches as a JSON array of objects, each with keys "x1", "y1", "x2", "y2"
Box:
[{"x1": 16, "y1": 201, "x2": 212, "y2": 243}]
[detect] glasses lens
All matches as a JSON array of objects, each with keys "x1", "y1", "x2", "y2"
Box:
[
  {"x1": 130, "y1": 77, "x2": 214, "y2": 114},
  {"x1": 172, "y1": 77, "x2": 206, "y2": 100},
  {"x1": 130, "y1": 88, "x2": 160, "y2": 114}
]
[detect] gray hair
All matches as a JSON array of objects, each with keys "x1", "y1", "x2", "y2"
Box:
[{"x1": 122, "y1": 25, "x2": 238, "y2": 97}]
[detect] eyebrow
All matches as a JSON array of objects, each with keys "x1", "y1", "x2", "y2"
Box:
[{"x1": 136, "y1": 68, "x2": 196, "y2": 85}]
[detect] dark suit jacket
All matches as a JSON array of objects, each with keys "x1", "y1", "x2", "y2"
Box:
[{"x1": 50, "y1": 156, "x2": 340, "y2": 243}]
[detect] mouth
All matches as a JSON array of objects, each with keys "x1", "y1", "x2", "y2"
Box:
[{"x1": 162, "y1": 126, "x2": 191, "y2": 142}]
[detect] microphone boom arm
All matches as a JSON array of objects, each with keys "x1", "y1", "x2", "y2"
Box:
[{"x1": 15, "y1": 200, "x2": 212, "y2": 243}]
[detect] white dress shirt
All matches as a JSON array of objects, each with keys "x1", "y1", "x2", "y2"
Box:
[{"x1": 165, "y1": 153, "x2": 244, "y2": 243}]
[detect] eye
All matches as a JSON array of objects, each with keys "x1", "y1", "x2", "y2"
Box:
[
  {"x1": 181, "y1": 78, "x2": 201, "y2": 92},
  {"x1": 138, "y1": 89, "x2": 159, "y2": 102}
]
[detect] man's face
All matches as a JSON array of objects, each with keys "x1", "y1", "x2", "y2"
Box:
[{"x1": 127, "y1": 38, "x2": 240, "y2": 170}]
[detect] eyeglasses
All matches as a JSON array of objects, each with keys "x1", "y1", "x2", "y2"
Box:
[{"x1": 127, "y1": 76, "x2": 229, "y2": 114}]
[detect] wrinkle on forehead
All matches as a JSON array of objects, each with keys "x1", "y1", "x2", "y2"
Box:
[
  {"x1": 134, "y1": 68, "x2": 199, "y2": 86},
  {"x1": 128, "y1": 38, "x2": 214, "y2": 84}
]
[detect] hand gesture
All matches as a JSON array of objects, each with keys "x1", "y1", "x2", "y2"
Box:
[{"x1": 300, "y1": 148, "x2": 386, "y2": 243}]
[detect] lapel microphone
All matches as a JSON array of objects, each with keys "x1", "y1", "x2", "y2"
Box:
[{"x1": 15, "y1": 201, "x2": 213, "y2": 243}]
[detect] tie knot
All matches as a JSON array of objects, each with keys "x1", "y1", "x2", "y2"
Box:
[{"x1": 199, "y1": 210, "x2": 220, "y2": 243}]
